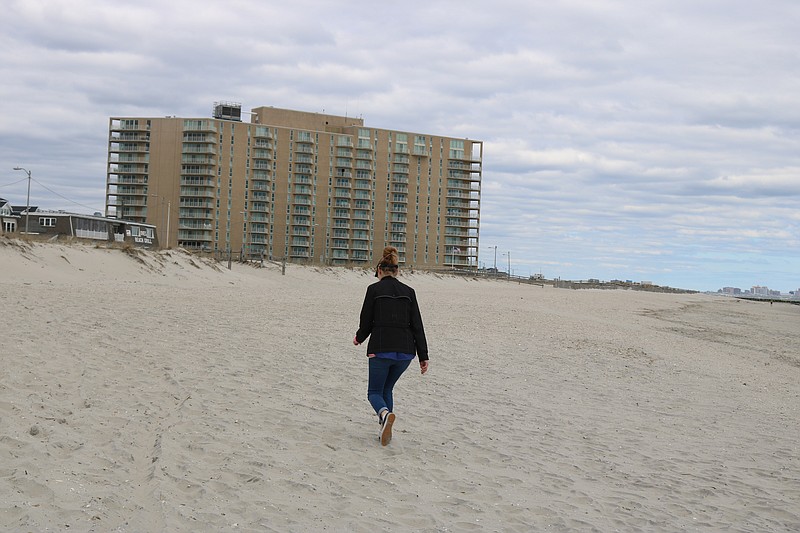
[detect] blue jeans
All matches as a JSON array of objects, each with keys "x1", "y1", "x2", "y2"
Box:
[{"x1": 367, "y1": 357, "x2": 412, "y2": 416}]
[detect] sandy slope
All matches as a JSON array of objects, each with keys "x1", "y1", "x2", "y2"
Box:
[{"x1": 1, "y1": 238, "x2": 798, "y2": 532}]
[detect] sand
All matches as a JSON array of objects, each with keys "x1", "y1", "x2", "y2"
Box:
[{"x1": 1, "y1": 237, "x2": 798, "y2": 532}]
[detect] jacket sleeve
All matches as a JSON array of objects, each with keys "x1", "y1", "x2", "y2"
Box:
[
  {"x1": 410, "y1": 288, "x2": 429, "y2": 361},
  {"x1": 355, "y1": 285, "x2": 374, "y2": 344}
]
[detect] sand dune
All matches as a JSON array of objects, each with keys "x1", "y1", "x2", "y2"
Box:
[{"x1": 1, "y1": 237, "x2": 798, "y2": 531}]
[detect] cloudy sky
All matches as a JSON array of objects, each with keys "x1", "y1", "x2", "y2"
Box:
[{"x1": 1, "y1": 0, "x2": 798, "y2": 292}]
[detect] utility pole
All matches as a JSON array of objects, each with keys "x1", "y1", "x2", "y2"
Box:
[{"x1": 165, "y1": 200, "x2": 171, "y2": 248}]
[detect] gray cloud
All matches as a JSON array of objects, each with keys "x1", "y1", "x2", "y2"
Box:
[{"x1": 1, "y1": 0, "x2": 798, "y2": 291}]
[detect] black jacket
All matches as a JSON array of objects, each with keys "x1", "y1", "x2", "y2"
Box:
[{"x1": 355, "y1": 276, "x2": 429, "y2": 361}]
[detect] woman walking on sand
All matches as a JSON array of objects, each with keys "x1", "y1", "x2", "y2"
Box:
[{"x1": 353, "y1": 246, "x2": 429, "y2": 446}]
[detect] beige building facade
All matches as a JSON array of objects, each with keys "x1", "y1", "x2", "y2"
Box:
[{"x1": 106, "y1": 104, "x2": 481, "y2": 268}]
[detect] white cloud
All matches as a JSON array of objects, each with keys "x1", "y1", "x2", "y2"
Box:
[{"x1": 1, "y1": 0, "x2": 798, "y2": 291}]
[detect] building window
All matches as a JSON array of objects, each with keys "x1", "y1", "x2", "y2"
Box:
[{"x1": 39, "y1": 217, "x2": 57, "y2": 227}]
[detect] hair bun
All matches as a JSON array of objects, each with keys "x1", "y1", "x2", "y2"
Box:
[{"x1": 381, "y1": 246, "x2": 399, "y2": 266}]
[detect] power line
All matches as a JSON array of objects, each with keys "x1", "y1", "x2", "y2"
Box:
[
  {"x1": 0, "y1": 177, "x2": 30, "y2": 189},
  {"x1": 31, "y1": 177, "x2": 105, "y2": 214}
]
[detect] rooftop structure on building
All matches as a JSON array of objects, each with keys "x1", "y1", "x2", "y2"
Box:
[{"x1": 106, "y1": 104, "x2": 482, "y2": 268}]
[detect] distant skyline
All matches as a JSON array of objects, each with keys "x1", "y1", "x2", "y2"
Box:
[{"x1": 1, "y1": 0, "x2": 798, "y2": 292}]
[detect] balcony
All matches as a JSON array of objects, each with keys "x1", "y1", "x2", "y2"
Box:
[
  {"x1": 111, "y1": 143, "x2": 148, "y2": 153},
  {"x1": 179, "y1": 221, "x2": 213, "y2": 230},
  {"x1": 181, "y1": 167, "x2": 216, "y2": 177},
  {"x1": 446, "y1": 199, "x2": 470, "y2": 209},
  {"x1": 108, "y1": 175, "x2": 147, "y2": 185},
  {"x1": 183, "y1": 120, "x2": 217, "y2": 133},
  {"x1": 181, "y1": 188, "x2": 216, "y2": 199},
  {"x1": 178, "y1": 230, "x2": 213, "y2": 241},
  {"x1": 111, "y1": 120, "x2": 147, "y2": 132},
  {"x1": 182, "y1": 155, "x2": 216, "y2": 165},
  {"x1": 110, "y1": 163, "x2": 147, "y2": 174},
  {"x1": 183, "y1": 133, "x2": 215, "y2": 143},
  {"x1": 181, "y1": 177, "x2": 215, "y2": 187},
  {"x1": 119, "y1": 207, "x2": 147, "y2": 219},
  {"x1": 182, "y1": 144, "x2": 216, "y2": 155},
  {"x1": 113, "y1": 132, "x2": 150, "y2": 142},
  {"x1": 179, "y1": 209, "x2": 213, "y2": 220},
  {"x1": 292, "y1": 195, "x2": 311, "y2": 205},
  {"x1": 179, "y1": 199, "x2": 214, "y2": 208},
  {"x1": 412, "y1": 146, "x2": 429, "y2": 157},
  {"x1": 254, "y1": 126, "x2": 272, "y2": 139},
  {"x1": 116, "y1": 186, "x2": 146, "y2": 196}
]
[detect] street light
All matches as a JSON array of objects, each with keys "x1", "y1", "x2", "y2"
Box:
[
  {"x1": 486, "y1": 245, "x2": 497, "y2": 274},
  {"x1": 12, "y1": 167, "x2": 31, "y2": 234},
  {"x1": 502, "y1": 251, "x2": 511, "y2": 279}
]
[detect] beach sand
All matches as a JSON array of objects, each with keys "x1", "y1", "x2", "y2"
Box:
[{"x1": 1, "y1": 237, "x2": 798, "y2": 532}]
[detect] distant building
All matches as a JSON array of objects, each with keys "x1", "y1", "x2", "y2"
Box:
[
  {"x1": 720, "y1": 287, "x2": 742, "y2": 295},
  {"x1": 0, "y1": 197, "x2": 20, "y2": 234},
  {"x1": 1, "y1": 207, "x2": 158, "y2": 248},
  {"x1": 751, "y1": 285, "x2": 770, "y2": 296},
  {"x1": 106, "y1": 104, "x2": 483, "y2": 267}
]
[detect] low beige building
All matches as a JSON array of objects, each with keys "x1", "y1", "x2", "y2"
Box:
[{"x1": 106, "y1": 104, "x2": 482, "y2": 268}]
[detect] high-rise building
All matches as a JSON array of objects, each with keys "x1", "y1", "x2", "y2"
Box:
[{"x1": 106, "y1": 104, "x2": 482, "y2": 269}]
